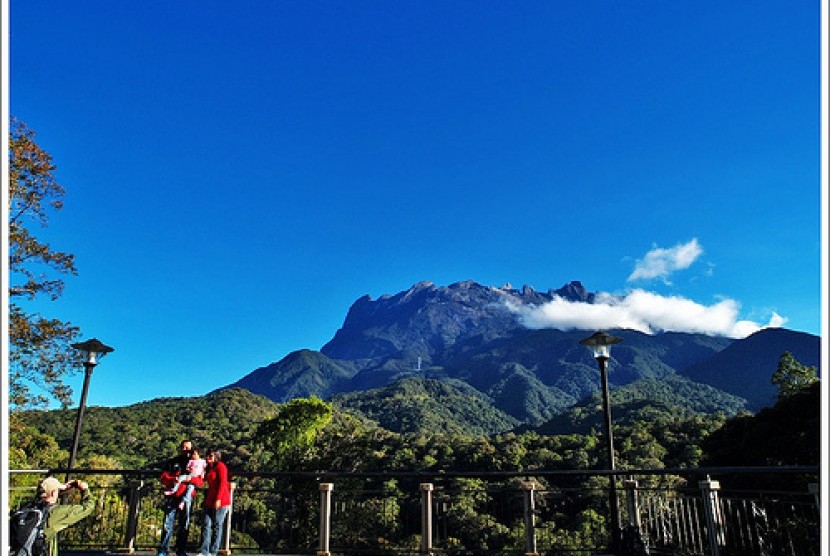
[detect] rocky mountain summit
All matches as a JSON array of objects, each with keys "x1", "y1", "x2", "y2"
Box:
[
  {"x1": 321, "y1": 280, "x2": 590, "y2": 363},
  {"x1": 224, "y1": 280, "x2": 820, "y2": 432}
]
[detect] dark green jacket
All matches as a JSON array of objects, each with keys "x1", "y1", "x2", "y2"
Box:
[{"x1": 43, "y1": 489, "x2": 96, "y2": 556}]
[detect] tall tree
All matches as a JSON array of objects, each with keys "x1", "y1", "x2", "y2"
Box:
[
  {"x1": 771, "y1": 351, "x2": 818, "y2": 400},
  {"x1": 8, "y1": 117, "x2": 81, "y2": 409},
  {"x1": 254, "y1": 397, "x2": 333, "y2": 464}
]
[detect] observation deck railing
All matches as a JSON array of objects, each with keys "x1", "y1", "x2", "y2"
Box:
[{"x1": 8, "y1": 466, "x2": 820, "y2": 556}]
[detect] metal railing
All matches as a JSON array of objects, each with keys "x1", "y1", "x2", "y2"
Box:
[{"x1": 8, "y1": 467, "x2": 820, "y2": 555}]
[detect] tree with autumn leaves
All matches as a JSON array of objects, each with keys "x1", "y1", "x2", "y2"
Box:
[{"x1": 9, "y1": 117, "x2": 82, "y2": 410}]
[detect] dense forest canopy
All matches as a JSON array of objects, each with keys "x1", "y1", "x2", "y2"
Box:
[
  {"x1": 10, "y1": 359, "x2": 819, "y2": 554},
  {"x1": 13, "y1": 355, "x2": 819, "y2": 475}
]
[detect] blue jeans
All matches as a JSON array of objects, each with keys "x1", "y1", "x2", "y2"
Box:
[
  {"x1": 199, "y1": 506, "x2": 229, "y2": 556},
  {"x1": 159, "y1": 497, "x2": 191, "y2": 554}
]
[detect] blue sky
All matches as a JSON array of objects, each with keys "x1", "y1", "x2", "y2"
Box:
[{"x1": 9, "y1": 2, "x2": 823, "y2": 408}]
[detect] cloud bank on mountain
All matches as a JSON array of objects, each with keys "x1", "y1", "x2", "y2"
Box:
[
  {"x1": 505, "y1": 237, "x2": 784, "y2": 338},
  {"x1": 509, "y1": 289, "x2": 786, "y2": 339}
]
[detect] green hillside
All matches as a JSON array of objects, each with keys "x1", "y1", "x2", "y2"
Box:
[
  {"x1": 332, "y1": 377, "x2": 520, "y2": 435},
  {"x1": 16, "y1": 388, "x2": 278, "y2": 468},
  {"x1": 228, "y1": 349, "x2": 358, "y2": 401},
  {"x1": 535, "y1": 374, "x2": 747, "y2": 435},
  {"x1": 16, "y1": 373, "x2": 751, "y2": 472}
]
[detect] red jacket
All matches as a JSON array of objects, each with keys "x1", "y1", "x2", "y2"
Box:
[
  {"x1": 203, "y1": 461, "x2": 231, "y2": 508},
  {"x1": 160, "y1": 470, "x2": 205, "y2": 497},
  {"x1": 160, "y1": 470, "x2": 178, "y2": 489}
]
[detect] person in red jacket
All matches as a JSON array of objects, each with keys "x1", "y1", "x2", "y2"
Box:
[{"x1": 197, "y1": 450, "x2": 232, "y2": 556}]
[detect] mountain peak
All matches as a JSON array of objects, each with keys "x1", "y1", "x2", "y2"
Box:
[
  {"x1": 322, "y1": 280, "x2": 522, "y2": 361},
  {"x1": 321, "y1": 279, "x2": 604, "y2": 362},
  {"x1": 552, "y1": 280, "x2": 594, "y2": 303},
  {"x1": 379, "y1": 280, "x2": 436, "y2": 302}
]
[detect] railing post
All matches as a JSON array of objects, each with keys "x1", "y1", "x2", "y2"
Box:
[
  {"x1": 317, "y1": 482, "x2": 334, "y2": 556},
  {"x1": 218, "y1": 481, "x2": 236, "y2": 556},
  {"x1": 624, "y1": 478, "x2": 642, "y2": 530},
  {"x1": 809, "y1": 483, "x2": 820, "y2": 515},
  {"x1": 522, "y1": 481, "x2": 538, "y2": 556},
  {"x1": 118, "y1": 479, "x2": 144, "y2": 553},
  {"x1": 420, "y1": 483, "x2": 433, "y2": 555},
  {"x1": 700, "y1": 477, "x2": 725, "y2": 556}
]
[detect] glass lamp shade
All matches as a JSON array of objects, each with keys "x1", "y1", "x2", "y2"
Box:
[
  {"x1": 579, "y1": 331, "x2": 622, "y2": 359},
  {"x1": 71, "y1": 338, "x2": 114, "y2": 365}
]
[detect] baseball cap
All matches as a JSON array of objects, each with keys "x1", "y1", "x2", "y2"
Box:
[{"x1": 38, "y1": 477, "x2": 65, "y2": 497}]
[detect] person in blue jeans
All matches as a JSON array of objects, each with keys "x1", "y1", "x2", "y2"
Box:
[
  {"x1": 158, "y1": 440, "x2": 195, "y2": 556},
  {"x1": 198, "y1": 450, "x2": 231, "y2": 556}
]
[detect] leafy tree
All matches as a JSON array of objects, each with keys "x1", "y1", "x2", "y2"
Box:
[
  {"x1": 442, "y1": 477, "x2": 511, "y2": 552},
  {"x1": 771, "y1": 351, "x2": 818, "y2": 400},
  {"x1": 8, "y1": 420, "x2": 70, "y2": 508},
  {"x1": 701, "y1": 381, "x2": 820, "y2": 490},
  {"x1": 8, "y1": 418, "x2": 69, "y2": 469},
  {"x1": 9, "y1": 117, "x2": 81, "y2": 409},
  {"x1": 255, "y1": 396, "x2": 333, "y2": 463}
]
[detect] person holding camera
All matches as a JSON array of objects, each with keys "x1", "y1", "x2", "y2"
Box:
[{"x1": 40, "y1": 477, "x2": 96, "y2": 556}]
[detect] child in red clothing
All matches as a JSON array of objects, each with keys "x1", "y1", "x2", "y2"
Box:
[{"x1": 164, "y1": 447, "x2": 207, "y2": 509}]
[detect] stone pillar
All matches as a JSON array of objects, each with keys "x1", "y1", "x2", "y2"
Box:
[
  {"x1": 700, "y1": 478, "x2": 725, "y2": 556},
  {"x1": 420, "y1": 483, "x2": 434, "y2": 555},
  {"x1": 624, "y1": 478, "x2": 641, "y2": 530},
  {"x1": 522, "y1": 481, "x2": 538, "y2": 556},
  {"x1": 118, "y1": 479, "x2": 144, "y2": 553},
  {"x1": 218, "y1": 481, "x2": 236, "y2": 556},
  {"x1": 317, "y1": 482, "x2": 334, "y2": 556}
]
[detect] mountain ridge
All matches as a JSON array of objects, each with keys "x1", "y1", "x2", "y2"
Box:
[{"x1": 223, "y1": 280, "x2": 821, "y2": 426}]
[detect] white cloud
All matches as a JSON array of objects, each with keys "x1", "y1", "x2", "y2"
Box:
[
  {"x1": 510, "y1": 289, "x2": 786, "y2": 339},
  {"x1": 628, "y1": 238, "x2": 704, "y2": 283}
]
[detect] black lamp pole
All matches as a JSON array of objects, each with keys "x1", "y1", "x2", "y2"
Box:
[
  {"x1": 580, "y1": 331, "x2": 623, "y2": 551},
  {"x1": 67, "y1": 338, "x2": 113, "y2": 481}
]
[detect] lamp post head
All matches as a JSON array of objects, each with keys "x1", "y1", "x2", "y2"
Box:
[
  {"x1": 71, "y1": 338, "x2": 114, "y2": 366},
  {"x1": 579, "y1": 331, "x2": 622, "y2": 359}
]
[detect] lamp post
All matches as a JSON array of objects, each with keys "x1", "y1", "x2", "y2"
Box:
[
  {"x1": 580, "y1": 330, "x2": 622, "y2": 551},
  {"x1": 67, "y1": 338, "x2": 114, "y2": 480}
]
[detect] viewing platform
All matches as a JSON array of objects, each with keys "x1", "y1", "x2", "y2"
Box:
[{"x1": 9, "y1": 466, "x2": 820, "y2": 556}]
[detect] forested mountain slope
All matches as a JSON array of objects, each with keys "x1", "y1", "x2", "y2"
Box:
[{"x1": 224, "y1": 281, "x2": 820, "y2": 421}]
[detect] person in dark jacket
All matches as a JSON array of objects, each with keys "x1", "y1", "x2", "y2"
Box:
[
  {"x1": 158, "y1": 439, "x2": 194, "y2": 556},
  {"x1": 197, "y1": 450, "x2": 232, "y2": 556}
]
